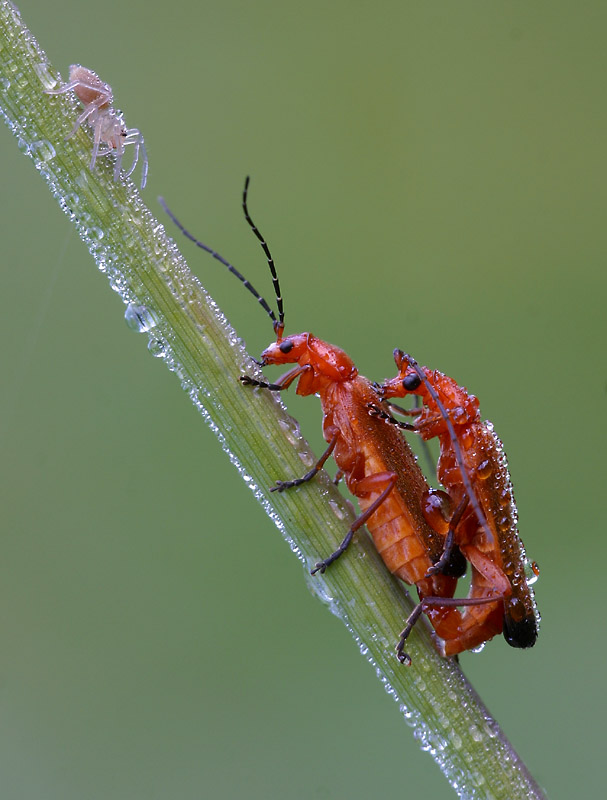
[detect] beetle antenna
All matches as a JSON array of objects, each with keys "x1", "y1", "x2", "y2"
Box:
[
  {"x1": 242, "y1": 177, "x2": 285, "y2": 339},
  {"x1": 403, "y1": 354, "x2": 496, "y2": 546},
  {"x1": 158, "y1": 196, "x2": 278, "y2": 328},
  {"x1": 414, "y1": 394, "x2": 437, "y2": 475}
]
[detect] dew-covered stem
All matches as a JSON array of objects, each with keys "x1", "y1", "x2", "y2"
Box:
[{"x1": 0, "y1": 4, "x2": 546, "y2": 799}]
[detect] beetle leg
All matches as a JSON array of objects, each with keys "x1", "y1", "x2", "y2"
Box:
[
  {"x1": 271, "y1": 434, "x2": 338, "y2": 492},
  {"x1": 367, "y1": 403, "x2": 436, "y2": 478},
  {"x1": 311, "y1": 473, "x2": 397, "y2": 575},
  {"x1": 395, "y1": 604, "x2": 425, "y2": 666},
  {"x1": 459, "y1": 545, "x2": 511, "y2": 597},
  {"x1": 240, "y1": 363, "x2": 312, "y2": 392},
  {"x1": 424, "y1": 496, "x2": 469, "y2": 578},
  {"x1": 386, "y1": 399, "x2": 423, "y2": 418},
  {"x1": 396, "y1": 592, "x2": 502, "y2": 665},
  {"x1": 367, "y1": 403, "x2": 416, "y2": 431}
]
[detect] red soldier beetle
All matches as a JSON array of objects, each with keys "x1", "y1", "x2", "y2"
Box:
[
  {"x1": 376, "y1": 350, "x2": 540, "y2": 653},
  {"x1": 160, "y1": 179, "x2": 508, "y2": 663}
]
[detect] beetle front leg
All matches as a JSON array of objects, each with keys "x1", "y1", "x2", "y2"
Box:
[
  {"x1": 368, "y1": 403, "x2": 435, "y2": 474},
  {"x1": 240, "y1": 363, "x2": 312, "y2": 392},
  {"x1": 367, "y1": 403, "x2": 416, "y2": 431}
]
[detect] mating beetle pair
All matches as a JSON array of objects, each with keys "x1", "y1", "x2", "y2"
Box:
[{"x1": 161, "y1": 179, "x2": 539, "y2": 664}]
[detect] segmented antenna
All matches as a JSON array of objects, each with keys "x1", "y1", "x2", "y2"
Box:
[
  {"x1": 242, "y1": 176, "x2": 285, "y2": 338},
  {"x1": 158, "y1": 196, "x2": 278, "y2": 328},
  {"x1": 402, "y1": 353, "x2": 496, "y2": 547}
]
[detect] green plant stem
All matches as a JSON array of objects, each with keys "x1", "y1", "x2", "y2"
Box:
[{"x1": 0, "y1": 4, "x2": 546, "y2": 799}]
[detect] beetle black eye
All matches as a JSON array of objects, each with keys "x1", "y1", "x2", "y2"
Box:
[
  {"x1": 403, "y1": 374, "x2": 421, "y2": 391},
  {"x1": 279, "y1": 340, "x2": 294, "y2": 353}
]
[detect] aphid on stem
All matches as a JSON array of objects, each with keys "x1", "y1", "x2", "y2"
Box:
[
  {"x1": 46, "y1": 64, "x2": 148, "y2": 189},
  {"x1": 160, "y1": 179, "x2": 513, "y2": 664}
]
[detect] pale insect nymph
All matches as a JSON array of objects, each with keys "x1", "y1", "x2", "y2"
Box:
[{"x1": 46, "y1": 64, "x2": 148, "y2": 190}]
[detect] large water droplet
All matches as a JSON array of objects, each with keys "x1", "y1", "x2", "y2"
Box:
[
  {"x1": 34, "y1": 62, "x2": 57, "y2": 90},
  {"x1": 328, "y1": 499, "x2": 345, "y2": 520},
  {"x1": 468, "y1": 723, "x2": 483, "y2": 743},
  {"x1": 524, "y1": 559, "x2": 540, "y2": 586},
  {"x1": 31, "y1": 139, "x2": 56, "y2": 162},
  {"x1": 124, "y1": 303, "x2": 157, "y2": 333},
  {"x1": 476, "y1": 459, "x2": 492, "y2": 480},
  {"x1": 422, "y1": 488, "x2": 452, "y2": 535},
  {"x1": 450, "y1": 732, "x2": 463, "y2": 750}
]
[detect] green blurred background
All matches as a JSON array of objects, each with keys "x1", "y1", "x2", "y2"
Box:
[{"x1": 1, "y1": 1, "x2": 605, "y2": 798}]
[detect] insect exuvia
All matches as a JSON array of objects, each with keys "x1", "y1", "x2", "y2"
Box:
[
  {"x1": 160, "y1": 179, "x2": 517, "y2": 664},
  {"x1": 46, "y1": 64, "x2": 148, "y2": 190},
  {"x1": 376, "y1": 350, "x2": 540, "y2": 653}
]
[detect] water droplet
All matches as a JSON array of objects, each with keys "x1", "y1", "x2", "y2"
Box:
[
  {"x1": 483, "y1": 719, "x2": 500, "y2": 739},
  {"x1": 34, "y1": 62, "x2": 57, "y2": 90},
  {"x1": 298, "y1": 450, "x2": 315, "y2": 468},
  {"x1": 31, "y1": 139, "x2": 56, "y2": 162},
  {"x1": 525, "y1": 559, "x2": 540, "y2": 586},
  {"x1": 462, "y1": 432, "x2": 473, "y2": 448},
  {"x1": 452, "y1": 406, "x2": 465, "y2": 423},
  {"x1": 312, "y1": 576, "x2": 335, "y2": 604},
  {"x1": 471, "y1": 770, "x2": 486, "y2": 787},
  {"x1": 147, "y1": 338, "x2": 166, "y2": 357},
  {"x1": 422, "y1": 488, "x2": 452, "y2": 534},
  {"x1": 14, "y1": 73, "x2": 28, "y2": 91},
  {"x1": 277, "y1": 419, "x2": 298, "y2": 446},
  {"x1": 497, "y1": 515, "x2": 511, "y2": 532},
  {"x1": 328, "y1": 499, "x2": 345, "y2": 520},
  {"x1": 468, "y1": 723, "x2": 483, "y2": 743},
  {"x1": 437, "y1": 712, "x2": 450, "y2": 729},
  {"x1": 476, "y1": 459, "x2": 492, "y2": 480},
  {"x1": 124, "y1": 303, "x2": 158, "y2": 333}
]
